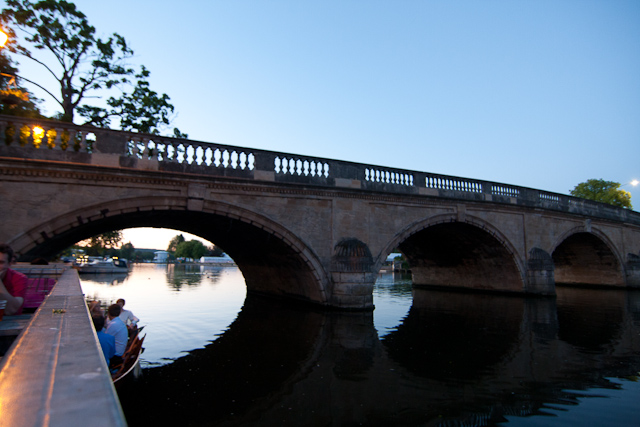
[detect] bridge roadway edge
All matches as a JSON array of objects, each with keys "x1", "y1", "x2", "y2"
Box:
[{"x1": 0, "y1": 267, "x2": 127, "y2": 427}]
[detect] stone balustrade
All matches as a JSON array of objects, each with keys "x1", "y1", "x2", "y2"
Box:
[{"x1": 1, "y1": 114, "x2": 639, "y2": 225}]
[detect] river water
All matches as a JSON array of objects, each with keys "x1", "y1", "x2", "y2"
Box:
[{"x1": 80, "y1": 264, "x2": 640, "y2": 426}]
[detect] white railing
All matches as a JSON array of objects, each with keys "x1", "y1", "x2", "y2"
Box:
[
  {"x1": 425, "y1": 176, "x2": 482, "y2": 193},
  {"x1": 275, "y1": 156, "x2": 329, "y2": 177},
  {"x1": 365, "y1": 167, "x2": 413, "y2": 186}
]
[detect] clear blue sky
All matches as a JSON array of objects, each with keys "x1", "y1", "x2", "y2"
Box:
[{"x1": 5, "y1": 1, "x2": 640, "y2": 247}]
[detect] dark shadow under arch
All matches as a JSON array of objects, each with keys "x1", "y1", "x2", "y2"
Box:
[
  {"x1": 552, "y1": 231, "x2": 625, "y2": 287},
  {"x1": 395, "y1": 219, "x2": 525, "y2": 292}
]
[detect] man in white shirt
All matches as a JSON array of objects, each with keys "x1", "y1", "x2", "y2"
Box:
[{"x1": 116, "y1": 298, "x2": 140, "y2": 328}]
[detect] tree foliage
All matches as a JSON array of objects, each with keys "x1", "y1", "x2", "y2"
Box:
[
  {"x1": 175, "y1": 240, "x2": 207, "y2": 260},
  {"x1": 207, "y1": 245, "x2": 224, "y2": 257},
  {"x1": 119, "y1": 242, "x2": 135, "y2": 260},
  {"x1": 74, "y1": 230, "x2": 123, "y2": 256},
  {"x1": 76, "y1": 65, "x2": 186, "y2": 136},
  {"x1": 570, "y1": 179, "x2": 632, "y2": 209},
  {"x1": 167, "y1": 234, "x2": 185, "y2": 253},
  {"x1": 88, "y1": 230, "x2": 122, "y2": 248},
  {"x1": 1, "y1": 0, "x2": 134, "y2": 122},
  {"x1": 0, "y1": 49, "x2": 42, "y2": 117},
  {"x1": 1, "y1": 0, "x2": 186, "y2": 136}
]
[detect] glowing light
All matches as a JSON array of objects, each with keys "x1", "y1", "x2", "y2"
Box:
[
  {"x1": 32, "y1": 126, "x2": 44, "y2": 138},
  {"x1": 0, "y1": 30, "x2": 7, "y2": 48},
  {"x1": 32, "y1": 126, "x2": 45, "y2": 148},
  {"x1": 632, "y1": 180, "x2": 639, "y2": 187}
]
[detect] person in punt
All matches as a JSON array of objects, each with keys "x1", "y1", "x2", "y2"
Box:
[
  {"x1": 88, "y1": 300, "x2": 104, "y2": 317},
  {"x1": 116, "y1": 298, "x2": 140, "y2": 334},
  {"x1": 105, "y1": 304, "x2": 128, "y2": 367},
  {"x1": 0, "y1": 243, "x2": 27, "y2": 315},
  {"x1": 92, "y1": 314, "x2": 115, "y2": 365}
]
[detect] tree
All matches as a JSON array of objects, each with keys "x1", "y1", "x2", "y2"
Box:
[
  {"x1": 77, "y1": 230, "x2": 123, "y2": 256},
  {"x1": 1, "y1": 0, "x2": 134, "y2": 122},
  {"x1": 88, "y1": 230, "x2": 122, "y2": 249},
  {"x1": 119, "y1": 241, "x2": 135, "y2": 260},
  {"x1": 570, "y1": 179, "x2": 632, "y2": 209},
  {"x1": 77, "y1": 65, "x2": 187, "y2": 136},
  {"x1": 206, "y1": 245, "x2": 225, "y2": 257},
  {"x1": 1, "y1": 0, "x2": 186, "y2": 136},
  {"x1": 167, "y1": 234, "x2": 185, "y2": 253},
  {"x1": 133, "y1": 249, "x2": 154, "y2": 262},
  {"x1": 0, "y1": 49, "x2": 42, "y2": 117},
  {"x1": 175, "y1": 240, "x2": 207, "y2": 261}
]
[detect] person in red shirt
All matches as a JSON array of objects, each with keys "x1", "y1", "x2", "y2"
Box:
[{"x1": 0, "y1": 243, "x2": 27, "y2": 315}]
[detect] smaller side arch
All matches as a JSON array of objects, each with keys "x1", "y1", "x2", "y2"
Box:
[
  {"x1": 378, "y1": 214, "x2": 528, "y2": 293},
  {"x1": 551, "y1": 226, "x2": 626, "y2": 287}
]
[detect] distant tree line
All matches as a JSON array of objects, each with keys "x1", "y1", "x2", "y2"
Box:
[
  {"x1": 58, "y1": 231, "x2": 224, "y2": 262},
  {"x1": 57, "y1": 231, "x2": 152, "y2": 261}
]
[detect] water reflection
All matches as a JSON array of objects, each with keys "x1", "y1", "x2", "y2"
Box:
[
  {"x1": 80, "y1": 264, "x2": 247, "y2": 366},
  {"x1": 556, "y1": 288, "x2": 626, "y2": 352},
  {"x1": 383, "y1": 290, "x2": 524, "y2": 381},
  {"x1": 161, "y1": 264, "x2": 234, "y2": 291},
  {"x1": 118, "y1": 284, "x2": 640, "y2": 426},
  {"x1": 80, "y1": 272, "x2": 128, "y2": 286},
  {"x1": 165, "y1": 264, "x2": 206, "y2": 290}
]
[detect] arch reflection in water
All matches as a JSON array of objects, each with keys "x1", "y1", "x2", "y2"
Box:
[{"x1": 115, "y1": 276, "x2": 640, "y2": 426}]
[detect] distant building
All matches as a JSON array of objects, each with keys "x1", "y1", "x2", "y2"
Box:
[
  {"x1": 200, "y1": 253, "x2": 234, "y2": 264},
  {"x1": 154, "y1": 251, "x2": 169, "y2": 263}
]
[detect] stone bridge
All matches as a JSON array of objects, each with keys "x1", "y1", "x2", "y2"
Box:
[{"x1": 1, "y1": 115, "x2": 639, "y2": 310}]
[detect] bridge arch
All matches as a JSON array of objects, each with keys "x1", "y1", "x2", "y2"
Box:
[
  {"x1": 379, "y1": 214, "x2": 526, "y2": 293},
  {"x1": 10, "y1": 196, "x2": 331, "y2": 306},
  {"x1": 551, "y1": 226, "x2": 626, "y2": 287}
]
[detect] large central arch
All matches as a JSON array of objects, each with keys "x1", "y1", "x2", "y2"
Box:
[{"x1": 10, "y1": 196, "x2": 331, "y2": 306}]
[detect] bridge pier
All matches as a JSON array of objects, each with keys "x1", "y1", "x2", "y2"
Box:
[
  {"x1": 626, "y1": 253, "x2": 640, "y2": 288},
  {"x1": 525, "y1": 248, "x2": 556, "y2": 295},
  {"x1": 330, "y1": 239, "x2": 376, "y2": 310},
  {"x1": 330, "y1": 272, "x2": 376, "y2": 310}
]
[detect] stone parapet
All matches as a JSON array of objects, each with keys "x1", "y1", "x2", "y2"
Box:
[{"x1": 0, "y1": 114, "x2": 638, "y2": 226}]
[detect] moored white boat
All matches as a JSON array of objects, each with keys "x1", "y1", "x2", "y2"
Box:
[{"x1": 75, "y1": 258, "x2": 129, "y2": 274}]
